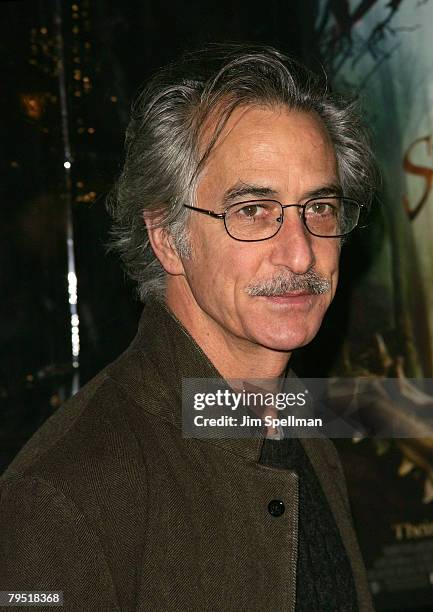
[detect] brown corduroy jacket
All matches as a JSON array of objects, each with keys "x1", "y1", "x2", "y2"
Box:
[{"x1": 0, "y1": 299, "x2": 374, "y2": 611}]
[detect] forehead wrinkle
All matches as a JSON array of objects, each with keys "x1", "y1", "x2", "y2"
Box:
[
  {"x1": 197, "y1": 103, "x2": 285, "y2": 173},
  {"x1": 196, "y1": 106, "x2": 339, "y2": 208},
  {"x1": 197, "y1": 104, "x2": 256, "y2": 167}
]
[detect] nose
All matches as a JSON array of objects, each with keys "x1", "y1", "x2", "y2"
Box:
[{"x1": 268, "y1": 206, "x2": 315, "y2": 273}]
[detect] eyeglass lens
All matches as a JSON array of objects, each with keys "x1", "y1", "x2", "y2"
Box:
[{"x1": 224, "y1": 198, "x2": 360, "y2": 240}]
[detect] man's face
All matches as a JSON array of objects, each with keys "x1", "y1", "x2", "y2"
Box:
[{"x1": 179, "y1": 105, "x2": 340, "y2": 352}]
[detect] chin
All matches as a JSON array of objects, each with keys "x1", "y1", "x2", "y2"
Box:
[
  {"x1": 247, "y1": 327, "x2": 316, "y2": 352},
  {"x1": 246, "y1": 297, "x2": 331, "y2": 347},
  {"x1": 242, "y1": 306, "x2": 325, "y2": 351}
]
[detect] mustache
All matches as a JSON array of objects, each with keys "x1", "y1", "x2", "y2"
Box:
[{"x1": 245, "y1": 270, "x2": 331, "y2": 297}]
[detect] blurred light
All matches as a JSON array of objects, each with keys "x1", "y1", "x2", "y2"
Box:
[
  {"x1": 71, "y1": 310, "x2": 80, "y2": 358},
  {"x1": 20, "y1": 93, "x2": 44, "y2": 120},
  {"x1": 68, "y1": 272, "x2": 77, "y2": 305},
  {"x1": 87, "y1": 127, "x2": 95, "y2": 134},
  {"x1": 64, "y1": 161, "x2": 71, "y2": 169},
  {"x1": 76, "y1": 191, "x2": 97, "y2": 203},
  {"x1": 50, "y1": 394, "x2": 61, "y2": 408}
]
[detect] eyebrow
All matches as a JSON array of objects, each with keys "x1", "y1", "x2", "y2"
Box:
[
  {"x1": 221, "y1": 180, "x2": 343, "y2": 208},
  {"x1": 221, "y1": 182, "x2": 277, "y2": 207},
  {"x1": 302, "y1": 183, "x2": 343, "y2": 199}
]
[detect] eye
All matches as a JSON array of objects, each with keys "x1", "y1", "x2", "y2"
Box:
[
  {"x1": 238, "y1": 204, "x2": 263, "y2": 218},
  {"x1": 306, "y1": 201, "x2": 337, "y2": 216},
  {"x1": 232, "y1": 201, "x2": 274, "y2": 221}
]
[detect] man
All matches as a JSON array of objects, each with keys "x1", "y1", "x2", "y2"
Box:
[{"x1": 0, "y1": 45, "x2": 375, "y2": 611}]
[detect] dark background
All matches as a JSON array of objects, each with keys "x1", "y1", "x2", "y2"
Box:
[
  {"x1": 4, "y1": 2, "x2": 423, "y2": 611},
  {"x1": 2, "y1": 0, "x2": 375, "y2": 472},
  {"x1": 1, "y1": 0, "x2": 308, "y2": 472}
]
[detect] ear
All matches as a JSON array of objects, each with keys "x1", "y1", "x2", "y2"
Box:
[{"x1": 144, "y1": 214, "x2": 185, "y2": 276}]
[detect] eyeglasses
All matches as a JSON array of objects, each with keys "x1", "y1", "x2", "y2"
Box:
[{"x1": 184, "y1": 197, "x2": 363, "y2": 242}]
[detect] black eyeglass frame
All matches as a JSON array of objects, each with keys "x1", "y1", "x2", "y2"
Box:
[{"x1": 183, "y1": 197, "x2": 364, "y2": 242}]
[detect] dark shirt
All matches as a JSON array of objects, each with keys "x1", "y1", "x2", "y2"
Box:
[{"x1": 259, "y1": 436, "x2": 358, "y2": 612}]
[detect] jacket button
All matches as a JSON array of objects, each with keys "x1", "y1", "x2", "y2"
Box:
[{"x1": 268, "y1": 499, "x2": 285, "y2": 517}]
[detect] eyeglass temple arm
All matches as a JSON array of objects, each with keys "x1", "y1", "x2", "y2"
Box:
[{"x1": 184, "y1": 204, "x2": 225, "y2": 219}]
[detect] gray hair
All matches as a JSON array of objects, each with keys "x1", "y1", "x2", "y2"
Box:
[{"x1": 106, "y1": 44, "x2": 376, "y2": 301}]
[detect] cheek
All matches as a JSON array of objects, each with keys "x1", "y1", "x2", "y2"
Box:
[
  {"x1": 220, "y1": 246, "x2": 267, "y2": 297},
  {"x1": 183, "y1": 230, "x2": 233, "y2": 295},
  {"x1": 190, "y1": 227, "x2": 259, "y2": 287},
  {"x1": 315, "y1": 240, "x2": 340, "y2": 278}
]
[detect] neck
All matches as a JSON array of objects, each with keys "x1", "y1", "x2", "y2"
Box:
[{"x1": 165, "y1": 280, "x2": 291, "y2": 385}]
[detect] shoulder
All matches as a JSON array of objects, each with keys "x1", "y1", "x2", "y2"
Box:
[
  {"x1": 0, "y1": 347, "x2": 167, "y2": 498},
  {"x1": 0, "y1": 349, "x2": 165, "y2": 579}
]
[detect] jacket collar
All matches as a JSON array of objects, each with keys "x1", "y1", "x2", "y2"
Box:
[
  {"x1": 118, "y1": 298, "x2": 325, "y2": 465},
  {"x1": 121, "y1": 298, "x2": 269, "y2": 462}
]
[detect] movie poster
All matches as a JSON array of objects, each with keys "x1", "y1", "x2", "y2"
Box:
[{"x1": 303, "y1": 1, "x2": 433, "y2": 609}]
